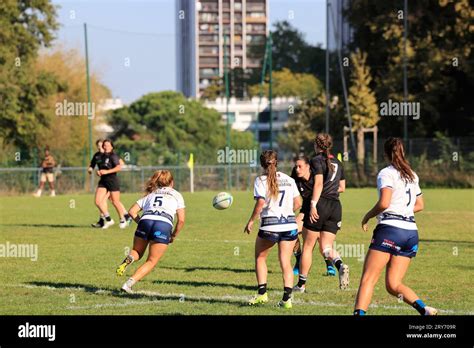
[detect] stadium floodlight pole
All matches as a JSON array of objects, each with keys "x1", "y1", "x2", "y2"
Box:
[
  {"x1": 84, "y1": 22, "x2": 93, "y2": 192},
  {"x1": 325, "y1": 0, "x2": 330, "y2": 133},
  {"x1": 224, "y1": 34, "x2": 231, "y2": 189},
  {"x1": 329, "y1": 3, "x2": 361, "y2": 184},
  {"x1": 268, "y1": 33, "x2": 273, "y2": 149},
  {"x1": 403, "y1": 0, "x2": 408, "y2": 146}
]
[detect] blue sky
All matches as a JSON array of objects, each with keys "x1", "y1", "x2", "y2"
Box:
[{"x1": 52, "y1": 0, "x2": 326, "y2": 103}]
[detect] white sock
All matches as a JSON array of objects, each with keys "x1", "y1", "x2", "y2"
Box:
[{"x1": 126, "y1": 277, "x2": 136, "y2": 287}]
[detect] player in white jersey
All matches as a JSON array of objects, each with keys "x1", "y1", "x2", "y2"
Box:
[
  {"x1": 353, "y1": 137, "x2": 438, "y2": 316},
  {"x1": 115, "y1": 170, "x2": 185, "y2": 293},
  {"x1": 244, "y1": 150, "x2": 302, "y2": 309}
]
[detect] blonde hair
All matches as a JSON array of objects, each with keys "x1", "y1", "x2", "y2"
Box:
[
  {"x1": 260, "y1": 150, "x2": 279, "y2": 200},
  {"x1": 145, "y1": 170, "x2": 174, "y2": 194}
]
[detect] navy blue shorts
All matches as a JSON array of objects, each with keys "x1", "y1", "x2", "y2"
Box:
[
  {"x1": 369, "y1": 224, "x2": 419, "y2": 258},
  {"x1": 134, "y1": 219, "x2": 173, "y2": 244},
  {"x1": 258, "y1": 229, "x2": 298, "y2": 243}
]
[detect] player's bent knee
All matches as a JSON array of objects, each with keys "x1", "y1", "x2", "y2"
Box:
[{"x1": 385, "y1": 280, "x2": 400, "y2": 295}]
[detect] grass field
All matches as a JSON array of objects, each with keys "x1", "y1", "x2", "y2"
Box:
[{"x1": 0, "y1": 189, "x2": 473, "y2": 315}]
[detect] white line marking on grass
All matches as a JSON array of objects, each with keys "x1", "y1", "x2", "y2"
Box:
[{"x1": 10, "y1": 283, "x2": 474, "y2": 315}]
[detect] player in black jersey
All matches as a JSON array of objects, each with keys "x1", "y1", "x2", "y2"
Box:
[
  {"x1": 291, "y1": 155, "x2": 336, "y2": 277},
  {"x1": 294, "y1": 133, "x2": 349, "y2": 292},
  {"x1": 89, "y1": 139, "x2": 130, "y2": 228},
  {"x1": 92, "y1": 139, "x2": 130, "y2": 229}
]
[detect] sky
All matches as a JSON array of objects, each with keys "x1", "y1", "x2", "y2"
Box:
[{"x1": 51, "y1": 0, "x2": 326, "y2": 104}]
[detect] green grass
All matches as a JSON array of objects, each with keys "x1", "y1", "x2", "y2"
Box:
[{"x1": 0, "y1": 189, "x2": 473, "y2": 315}]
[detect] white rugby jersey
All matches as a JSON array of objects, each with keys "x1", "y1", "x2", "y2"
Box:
[
  {"x1": 254, "y1": 171, "x2": 300, "y2": 232},
  {"x1": 376, "y1": 165, "x2": 422, "y2": 230},
  {"x1": 136, "y1": 187, "x2": 185, "y2": 226}
]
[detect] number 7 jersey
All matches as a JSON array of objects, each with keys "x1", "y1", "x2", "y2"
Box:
[
  {"x1": 254, "y1": 172, "x2": 300, "y2": 232},
  {"x1": 136, "y1": 187, "x2": 185, "y2": 227},
  {"x1": 376, "y1": 165, "x2": 422, "y2": 230}
]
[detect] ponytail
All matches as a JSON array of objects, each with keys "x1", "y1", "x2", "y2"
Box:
[
  {"x1": 315, "y1": 133, "x2": 335, "y2": 172},
  {"x1": 260, "y1": 150, "x2": 279, "y2": 200},
  {"x1": 384, "y1": 137, "x2": 415, "y2": 183}
]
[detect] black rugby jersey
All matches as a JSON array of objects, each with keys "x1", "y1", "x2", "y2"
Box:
[
  {"x1": 98, "y1": 152, "x2": 121, "y2": 177},
  {"x1": 310, "y1": 153, "x2": 345, "y2": 200}
]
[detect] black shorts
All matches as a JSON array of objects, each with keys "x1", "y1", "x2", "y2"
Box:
[
  {"x1": 369, "y1": 224, "x2": 419, "y2": 258},
  {"x1": 98, "y1": 175, "x2": 120, "y2": 192},
  {"x1": 135, "y1": 219, "x2": 173, "y2": 244},
  {"x1": 258, "y1": 229, "x2": 298, "y2": 243},
  {"x1": 303, "y1": 197, "x2": 342, "y2": 234}
]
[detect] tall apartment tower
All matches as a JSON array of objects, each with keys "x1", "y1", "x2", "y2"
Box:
[{"x1": 176, "y1": 0, "x2": 268, "y2": 98}]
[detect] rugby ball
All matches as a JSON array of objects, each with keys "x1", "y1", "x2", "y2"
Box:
[{"x1": 212, "y1": 192, "x2": 233, "y2": 210}]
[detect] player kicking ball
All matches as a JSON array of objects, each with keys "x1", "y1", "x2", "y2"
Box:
[
  {"x1": 244, "y1": 150, "x2": 302, "y2": 309},
  {"x1": 115, "y1": 170, "x2": 185, "y2": 293},
  {"x1": 353, "y1": 137, "x2": 438, "y2": 316}
]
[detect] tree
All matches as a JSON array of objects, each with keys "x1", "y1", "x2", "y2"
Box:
[
  {"x1": 348, "y1": 49, "x2": 379, "y2": 174},
  {"x1": 248, "y1": 68, "x2": 323, "y2": 100},
  {"x1": 347, "y1": 0, "x2": 473, "y2": 137},
  {"x1": 0, "y1": 0, "x2": 59, "y2": 151},
  {"x1": 34, "y1": 48, "x2": 111, "y2": 166},
  {"x1": 108, "y1": 91, "x2": 255, "y2": 165}
]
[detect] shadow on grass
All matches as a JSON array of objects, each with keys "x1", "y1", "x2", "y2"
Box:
[
  {"x1": 25, "y1": 281, "x2": 247, "y2": 307},
  {"x1": 420, "y1": 239, "x2": 474, "y2": 245},
  {"x1": 161, "y1": 266, "x2": 272, "y2": 274},
  {"x1": 153, "y1": 279, "x2": 255, "y2": 291},
  {"x1": 1, "y1": 223, "x2": 84, "y2": 229}
]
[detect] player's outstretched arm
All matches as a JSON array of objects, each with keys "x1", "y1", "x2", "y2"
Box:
[
  {"x1": 413, "y1": 195, "x2": 424, "y2": 213},
  {"x1": 128, "y1": 203, "x2": 142, "y2": 224},
  {"x1": 244, "y1": 198, "x2": 265, "y2": 234},
  {"x1": 361, "y1": 187, "x2": 392, "y2": 231},
  {"x1": 171, "y1": 208, "x2": 185, "y2": 243}
]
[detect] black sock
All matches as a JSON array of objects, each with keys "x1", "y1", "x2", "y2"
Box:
[
  {"x1": 353, "y1": 309, "x2": 366, "y2": 316},
  {"x1": 282, "y1": 287, "x2": 292, "y2": 301},
  {"x1": 105, "y1": 215, "x2": 111, "y2": 222},
  {"x1": 412, "y1": 299, "x2": 426, "y2": 315},
  {"x1": 324, "y1": 258, "x2": 333, "y2": 267},
  {"x1": 297, "y1": 275, "x2": 307, "y2": 287},
  {"x1": 124, "y1": 213, "x2": 130, "y2": 220},
  {"x1": 257, "y1": 283, "x2": 267, "y2": 295},
  {"x1": 294, "y1": 252, "x2": 301, "y2": 267},
  {"x1": 334, "y1": 258, "x2": 343, "y2": 271}
]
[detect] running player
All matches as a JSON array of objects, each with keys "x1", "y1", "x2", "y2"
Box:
[
  {"x1": 33, "y1": 147, "x2": 56, "y2": 197},
  {"x1": 116, "y1": 170, "x2": 185, "y2": 293},
  {"x1": 244, "y1": 150, "x2": 302, "y2": 309},
  {"x1": 94, "y1": 139, "x2": 129, "y2": 229},
  {"x1": 294, "y1": 133, "x2": 349, "y2": 293},
  {"x1": 353, "y1": 137, "x2": 438, "y2": 316},
  {"x1": 89, "y1": 139, "x2": 129, "y2": 228},
  {"x1": 291, "y1": 155, "x2": 337, "y2": 276}
]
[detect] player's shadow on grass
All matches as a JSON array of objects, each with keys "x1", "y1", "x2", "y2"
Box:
[
  {"x1": 153, "y1": 279, "x2": 255, "y2": 291},
  {"x1": 2, "y1": 223, "x2": 83, "y2": 228},
  {"x1": 26, "y1": 281, "x2": 248, "y2": 307},
  {"x1": 161, "y1": 266, "x2": 274, "y2": 274},
  {"x1": 420, "y1": 239, "x2": 474, "y2": 245}
]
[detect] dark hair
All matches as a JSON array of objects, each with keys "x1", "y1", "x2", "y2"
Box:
[
  {"x1": 102, "y1": 139, "x2": 114, "y2": 151},
  {"x1": 95, "y1": 139, "x2": 104, "y2": 147},
  {"x1": 294, "y1": 155, "x2": 310, "y2": 166},
  {"x1": 260, "y1": 150, "x2": 279, "y2": 200},
  {"x1": 384, "y1": 137, "x2": 415, "y2": 182},
  {"x1": 314, "y1": 133, "x2": 335, "y2": 172}
]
